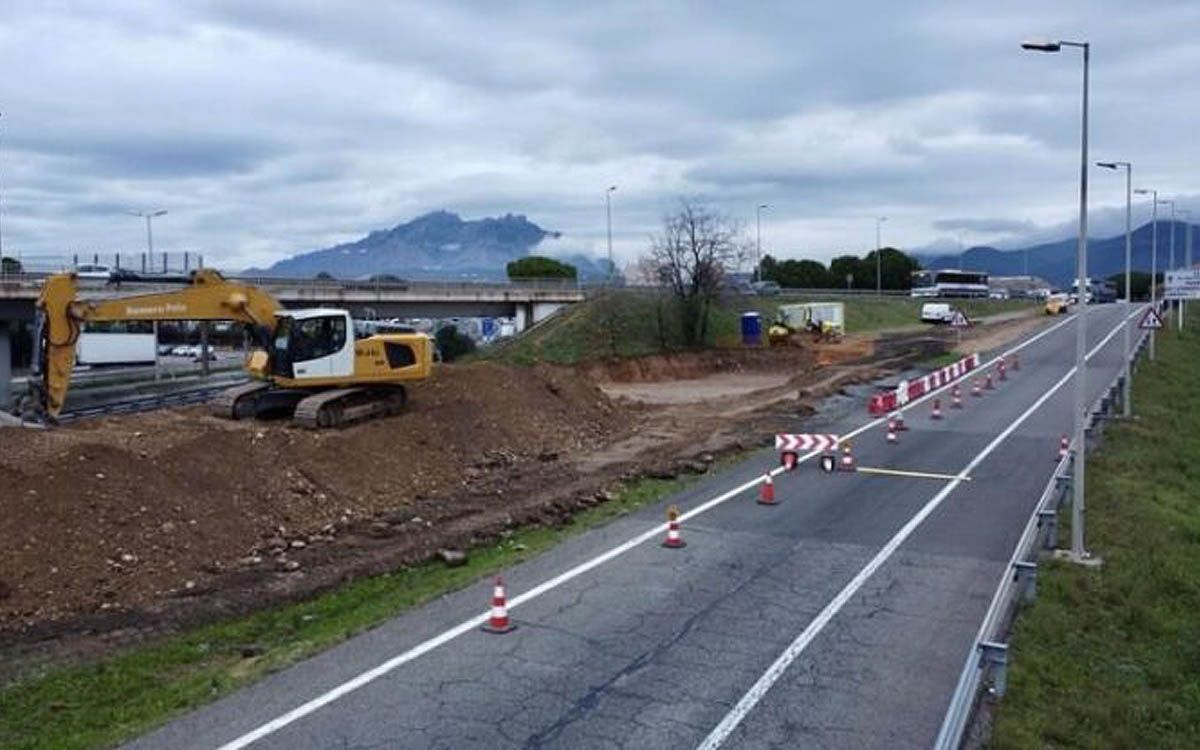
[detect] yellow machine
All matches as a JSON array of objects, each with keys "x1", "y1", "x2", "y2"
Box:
[
  {"x1": 1044, "y1": 293, "x2": 1071, "y2": 315},
  {"x1": 28, "y1": 270, "x2": 434, "y2": 428}
]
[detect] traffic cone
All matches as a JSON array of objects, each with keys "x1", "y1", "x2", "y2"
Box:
[
  {"x1": 481, "y1": 577, "x2": 517, "y2": 633},
  {"x1": 951, "y1": 385, "x2": 964, "y2": 409},
  {"x1": 758, "y1": 473, "x2": 777, "y2": 505},
  {"x1": 972, "y1": 379, "x2": 983, "y2": 397},
  {"x1": 998, "y1": 361, "x2": 1008, "y2": 381},
  {"x1": 838, "y1": 441, "x2": 856, "y2": 472},
  {"x1": 886, "y1": 419, "x2": 898, "y2": 444},
  {"x1": 931, "y1": 398, "x2": 943, "y2": 420},
  {"x1": 985, "y1": 372, "x2": 995, "y2": 390},
  {"x1": 662, "y1": 505, "x2": 686, "y2": 548},
  {"x1": 892, "y1": 411, "x2": 908, "y2": 431},
  {"x1": 1057, "y1": 434, "x2": 1069, "y2": 463},
  {"x1": 1011, "y1": 354, "x2": 1021, "y2": 371}
]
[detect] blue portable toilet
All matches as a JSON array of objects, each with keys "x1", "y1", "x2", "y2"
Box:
[{"x1": 740, "y1": 312, "x2": 762, "y2": 346}]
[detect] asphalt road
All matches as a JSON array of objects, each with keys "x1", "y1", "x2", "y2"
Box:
[{"x1": 126, "y1": 303, "x2": 1138, "y2": 750}]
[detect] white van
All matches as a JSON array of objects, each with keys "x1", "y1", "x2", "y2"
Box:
[{"x1": 920, "y1": 303, "x2": 954, "y2": 324}]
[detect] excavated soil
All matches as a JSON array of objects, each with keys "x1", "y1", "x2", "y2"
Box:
[{"x1": 0, "y1": 314, "x2": 1038, "y2": 662}]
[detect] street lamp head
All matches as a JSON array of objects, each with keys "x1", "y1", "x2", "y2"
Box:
[
  {"x1": 758, "y1": 203, "x2": 768, "y2": 210},
  {"x1": 1134, "y1": 188, "x2": 1154, "y2": 196},
  {"x1": 1021, "y1": 38, "x2": 1062, "y2": 52},
  {"x1": 1095, "y1": 161, "x2": 1118, "y2": 170},
  {"x1": 152, "y1": 209, "x2": 168, "y2": 217},
  {"x1": 607, "y1": 185, "x2": 617, "y2": 193}
]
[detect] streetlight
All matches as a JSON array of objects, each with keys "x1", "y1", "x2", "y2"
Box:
[
  {"x1": 605, "y1": 186, "x2": 617, "y2": 284},
  {"x1": 130, "y1": 208, "x2": 168, "y2": 256},
  {"x1": 1096, "y1": 160, "x2": 1132, "y2": 417},
  {"x1": 1022, "y1": 36, "x2": 1092, "y2": 563},
  {"x1": 1178, "y1": 209, "x2": 1191, "y2": 330},
  {"x1": 1135, "y1": 188, "x2": 1158, "y2": 360},
  {"x1": 755, "y1": 204, "x2": 769, "y2": 283},
  {"x1": 875, "y1": 216, "x2": 887, "y2": 296}
]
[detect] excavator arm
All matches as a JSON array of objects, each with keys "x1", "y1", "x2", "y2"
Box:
[{"x1": 31, "y1": 269, "x2": 283, "y2": 419}]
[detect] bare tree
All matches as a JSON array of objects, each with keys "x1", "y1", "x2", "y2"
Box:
[{"x1": 644, "y1": 199, "x2": 745, "y2": 346}]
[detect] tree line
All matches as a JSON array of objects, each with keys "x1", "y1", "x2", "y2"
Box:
[{"x1": 759, "y1": 249, "x2": 921, "y2": 290}]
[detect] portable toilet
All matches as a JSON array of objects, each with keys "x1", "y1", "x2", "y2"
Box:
[{"x1": 740, "y1": 312, "x2": 763, "y2": 346}]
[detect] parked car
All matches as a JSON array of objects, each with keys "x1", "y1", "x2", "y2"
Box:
[
  {"x1": 921, "y1": 303, "x2": 957, "y2": 324},
  {"x1": 107, "y1": 268, "x2": 141, "y2": 284},
  {"x1": 752, "y1": 280, "x2": 781, "y2": 296},
  {"x1": 74, "y1": 264, "x2": 112, "y2": 280}
]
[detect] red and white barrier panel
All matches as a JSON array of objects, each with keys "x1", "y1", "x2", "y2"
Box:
[
  {"x1": 775, "y1": 433, "x2": 840, "y2": 452},
  {"x1": 867, "y1": 353, "x2": 981, "y2": 416}
]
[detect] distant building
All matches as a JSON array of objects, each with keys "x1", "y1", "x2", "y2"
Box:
[{"x1": 989, "y1": 275, "x2": 1053, "y2": 298}]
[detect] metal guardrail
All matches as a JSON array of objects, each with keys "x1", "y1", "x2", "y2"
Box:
[{"x1": 933, "y1": 314, "x2": 1152, "y2": 749}]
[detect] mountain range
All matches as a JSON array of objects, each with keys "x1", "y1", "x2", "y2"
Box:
[
  {"x1": 917, "y1": 221, "x2": 1197, "y2": 286},
  {"x1": 248, "y1": 210, "x2": 612, "y2": 281}
]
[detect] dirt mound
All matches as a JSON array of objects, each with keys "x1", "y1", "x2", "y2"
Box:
[
  {"x1": 581, "y1": 346, "x2": 816, "y2": 383},
  {"x1": 0, "y1": 363, "x2": 625, "y2": 631}
]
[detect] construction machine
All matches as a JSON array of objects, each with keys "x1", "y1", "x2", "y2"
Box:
[
  {"x1": 767, "y1": 302, "x2": 845, "y2": 346},
  {"x1": 24, "y1": 270, "x2": 434, "y2": 428}
]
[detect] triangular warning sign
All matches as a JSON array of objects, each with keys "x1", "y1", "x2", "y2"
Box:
[
  {"x1": 1139, "y1": 307, "x2": 1164, "y2": 330},
  {"x1": 949, "y1": 310, "x2": 971, "y2": 328}
]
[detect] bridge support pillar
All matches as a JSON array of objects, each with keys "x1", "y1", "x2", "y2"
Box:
[{"x1": 0, "y1": 322, "x2": 11, "y2": 411}]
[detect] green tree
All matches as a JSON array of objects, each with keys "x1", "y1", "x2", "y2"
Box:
[
  {"x1": 506, "y1": 256, "x2": 577, "y2": 280},
  {"x1": 1, "y1": 256, "x2": 22, "y2": 275},
  {"x1": 760, "y1": 254, "x2": 832, "y2": 288},
  {"x1": 829, "y1": 255, "x2": 864, "y2": 289},
  {"x1": 434, "y1": 324, "x2": 476, "y2": 362},
  {"x1": 862, "y1": 247, "x2": 922, "y2": 290},
  {"x1": 1109, "y1": 271, "x2": 1154, "y2": 300}
]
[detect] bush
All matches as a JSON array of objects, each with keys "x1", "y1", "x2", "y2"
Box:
[
  {"x1": 434, "y1": 325, "x2": 476, "y2": 362},
  {"x1": 507, "y1": 256, "x2": 577, "y2": 280}
]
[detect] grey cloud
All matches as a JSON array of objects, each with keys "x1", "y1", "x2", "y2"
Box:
[{"x1": 933, "y1": 218, "x2": 1040, "y2": 234}]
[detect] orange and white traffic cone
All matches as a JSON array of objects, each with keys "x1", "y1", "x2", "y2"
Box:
[
  {"x1": 985, "y1": 372, "x2": 995, "y2": 390},
  {"x1": 839, "y1": 441, "x2": 856, "y2": 472},
  {"x1": 931, "y1": 398, "x2": 943, "y2": 420},
  {"x1": 951, "y1": 385, "x2": 964, "y2": 409},
  {"x1": 998, "y1": 361, "x2": 1008, "y2": 381},
  {"x1": 886, "y1": 419, "x2": 898, "y2": 444},
  {"x1": 662, "y1": 505, "x2": 686, "y2": 548},
  {"x1": 758, "y1": 473, "x2": 777, "y2": 505},
  {"x1": 481, "y1": 576, "x2": 517, "y2": 634},
  {"x1": 972, "y1": 379, "x2": 984, "y2": 397},
  {"x1": 1057, "y1": 434, "x2": 1069, "y2": 463}
]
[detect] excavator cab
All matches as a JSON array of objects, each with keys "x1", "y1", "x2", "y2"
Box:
[{"x1": 269, "y1": 310, "x2": 354, "y2": 380}]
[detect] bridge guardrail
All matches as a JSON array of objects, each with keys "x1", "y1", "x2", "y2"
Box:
[{"x1": 933, "y1": 311, "x2": 1151, "y2": 750}]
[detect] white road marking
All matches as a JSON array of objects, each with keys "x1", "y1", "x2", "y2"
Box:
[
  {"x1": 694, "y1": 310, "x2": 1135, "y2": 749},
  {"x1": 214, "y1": 310, "x2": 1090, "y2": 750}
]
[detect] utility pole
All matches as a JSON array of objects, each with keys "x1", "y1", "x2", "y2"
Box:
[
  {"x1": 875, "y1": 216, "x2": 887, "y2": 296},
  {"x1": 605, "y1": 186, "x2": 617, "y2": 285},
  {"x1": 755, "y1": 204, "x2": 768, "y2": 284},
  {"x1": 1178, "y1": 210, "x2": 1191, "y2": 330}
]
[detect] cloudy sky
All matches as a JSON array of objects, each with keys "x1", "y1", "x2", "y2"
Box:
[{"x1": 2, "y1": 0, "x2": 1199, "y2": 271}]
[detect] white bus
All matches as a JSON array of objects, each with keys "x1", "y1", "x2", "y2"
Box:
[{"x1": 910, "y1": 269, "x2": 990, "y2": 298}]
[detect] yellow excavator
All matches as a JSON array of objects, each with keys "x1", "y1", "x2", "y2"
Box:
[{"x1": 26, "y1": 269, "x2": 434, "y2": 428}]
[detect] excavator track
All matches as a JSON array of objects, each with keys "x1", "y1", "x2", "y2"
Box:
[
  {"x1": 209, "y1": 381, "x2": 273, "y2": 420},
  {"x1": 293, "y1": 386, "x2": 407, "y2": 429}
]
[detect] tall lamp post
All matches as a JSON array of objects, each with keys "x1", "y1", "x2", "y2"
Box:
[
  {"x1": 1096, "y1": 160, "x2": 1132, "y2": 416},
  {"x1": 1162, "y1": 198, "x2": 1176, "y2": 323},
  {"x1": 605, "y1": 186, "x2": 617, "y2": 284},
  {"x1": 875, "y1": 216, "x2": 887, "y2": 295},
  {"x1": 1177, "y1": 209, "x2": 1191, "y2": 329},
  {"x1": 1022, "y1": 36, "x2": 1092, "y2": 562},
  {"x1": 1134, "y1": 189, "x2": 1159, "y2": 360},
  {"x1": 130, "y1": 208, "x2": 168, "y2": 256},
  {"x1": 755, "y1": 204, "x2": 769, "y2": 283}
]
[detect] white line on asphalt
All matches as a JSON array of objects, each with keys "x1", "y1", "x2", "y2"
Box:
[
  {"x1": 694, "y1": 310, "x2": 1134, "y2": 749},
  {"x1": 215, "y1": 309, "x2": 1088, "y2": 750}
]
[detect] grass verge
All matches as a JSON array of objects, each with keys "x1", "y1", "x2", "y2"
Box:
[
  {"x1": 0, "y1": 466, "x2": 726, "y2": 750},
  {"x1": 486, "y1": 290, "x2": 1035, "y2": 366},
  {"x1": 989, "y1": 317, "x2": 1200, "y2": 749}
]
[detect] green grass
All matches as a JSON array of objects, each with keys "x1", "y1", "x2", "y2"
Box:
[
  {"x1": 0, "y1": 469, "x2": 718, "y2": 750},
  {"x1": 989, "y1": 316, "x2": 1200, "y2": 749},
  {"x1": 486, "y1": 290, "x2": 1036, "y2": 366}
]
